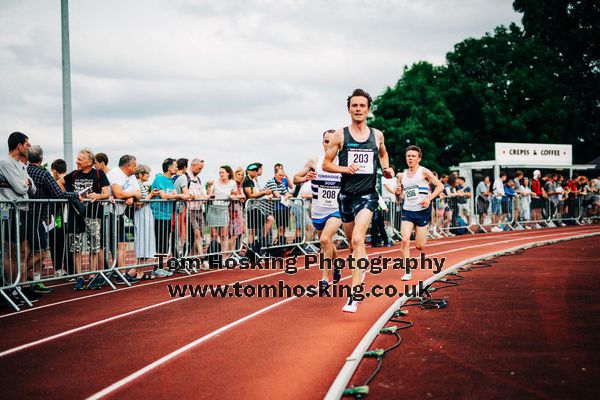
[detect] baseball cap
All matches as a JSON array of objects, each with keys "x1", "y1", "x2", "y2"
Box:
[{"x1": 247, "y1": 164, "x2": 258, "y2": 171}]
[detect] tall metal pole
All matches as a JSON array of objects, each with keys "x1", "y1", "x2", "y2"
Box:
[{"x1": 61, "y1": 0, "x2": 73, "y2": 168}]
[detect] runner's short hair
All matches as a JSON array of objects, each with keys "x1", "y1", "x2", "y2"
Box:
[
  {"x1": 347, "y1": 88, "x2": 372, "y2": 108},
  {"x1": 405, "y1": 145, "x2": 422, "y2": 158}
]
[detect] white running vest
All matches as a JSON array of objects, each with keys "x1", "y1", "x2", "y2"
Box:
[
  {"x1": 311, "y1": 157, "x2": 342, "y2": 219},
  {"x1": 401, "y1": 166, "x2": 430, "y2": 212}
]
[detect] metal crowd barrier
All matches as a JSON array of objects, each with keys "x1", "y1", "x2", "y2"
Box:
[
  {"x1": 3, "y1": 190, "x2": 596, "y2": 312},
  {"x1": 0, "y1": 197, "x2": 250, "y2": 312},
  {"x1": 243, "y1": 197, "x2": 308, "y2": 256}
]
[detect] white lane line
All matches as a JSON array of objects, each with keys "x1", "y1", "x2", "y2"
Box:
[
  {"x1": 85, "y1": 296, "x2": 298, "y2": 400},
  {"x1": 0, "y1": 228, "x2": 520, "y2": 318},
  {"x1": 1, "y1": 227, "x2": 594, "y2": 358},
  {"x1": 85, "y1": 229, "x2": 595, "y2": 399},
  {"x1": 0, "y1": 270, "x2": 285, "y2": 358}
]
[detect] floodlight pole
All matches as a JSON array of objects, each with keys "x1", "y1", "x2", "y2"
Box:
[{"x1": 61, "y1": 0, "x2": 73, "y2": 168}]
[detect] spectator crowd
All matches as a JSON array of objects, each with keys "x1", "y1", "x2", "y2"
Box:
[{"x1": 1, "y1": 131, "x2": 599, "y2": 306}]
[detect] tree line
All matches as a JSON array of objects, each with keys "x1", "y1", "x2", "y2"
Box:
[{"x1": 370, "y1": 0, "x2": 598, "y2": 173}]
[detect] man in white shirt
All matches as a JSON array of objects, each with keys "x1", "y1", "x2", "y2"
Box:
[
  {"x1": 107, "y1": 155, "x2": 141, "y2": 282},
  {"x1": 491, "y1": 172, "x2": 507, "y2": 231}
]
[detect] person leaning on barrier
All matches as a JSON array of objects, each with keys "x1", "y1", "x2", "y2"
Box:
[
  {"x1": 266, "y1": 168, "x2": 293, "y2": 246},
  {"x1": 107, "y1": 155, "x2": 142, "y2": 283},
  {"x1": 58, "y1": 149, "x2": 111, "y2": 290},
  {"x1": 207, "y1": 165, "x2": 242, "y2": 266},
  {"x1": 172, "y1": 158, "x2": 190, "y2": 258},
  {"x1": 242, "y1": 163, "x2": 274, "y2": 253},
  {"x1": 456, "y1": 176, "x2": 472, "y2": 226},
  {"x1": 475, "y1": 176, "x2": 491, "y2": 231},
  {"x1": 229, "y1": 167, "x2": 246, "y2": 255},
  {"x1": 150, "y1": 158, "x2": 189, "y2": 276},
  {"x1": 0, "y1": 132, "x2": 36, "y2": 303},
  {"x1": 531, "y1": 170, "x2": 545, "y2": 228},
  {"x1": 133, "y1": 164, "x2": 159, "y2": 273},
  {"x1": 26, "y1": 145, "x2": 79, "y2": 296},
  {"x1": 186, "y1": 158, "x2": 210, "y2": 269},
  {"x1": 49, "y1": 159, "x2": 75, "y2": 277}
]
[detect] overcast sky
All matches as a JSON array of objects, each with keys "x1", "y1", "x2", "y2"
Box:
[{"x1": 1, "y1": 0, "x2": 521, "y2": 184}]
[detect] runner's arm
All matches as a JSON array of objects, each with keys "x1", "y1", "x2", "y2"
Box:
[
  {"x1": 376, "y1": 130, "x2": 394, "y2": 178},
  {"x1": 322, "y1": 129, "x2": 357, "y2": 174}
]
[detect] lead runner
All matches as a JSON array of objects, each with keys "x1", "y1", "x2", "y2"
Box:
[{"x1": 323, "y1": 88, "x2": 394, "y2": 313}]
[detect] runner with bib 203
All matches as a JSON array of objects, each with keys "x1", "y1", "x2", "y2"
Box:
[
  {"x1": 398, "y1": 145, "x2": 444, "y2": 281},
  {"x1": 323, "y1": 88, "x2": 394, "y2": 313}
]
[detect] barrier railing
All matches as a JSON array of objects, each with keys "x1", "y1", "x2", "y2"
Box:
[
  {"x1": 2, "y1": 191, "x2": 596, "y2": 312},
  {"x1": 243, "y1": 197, "x2": 307, "y2": 257}
]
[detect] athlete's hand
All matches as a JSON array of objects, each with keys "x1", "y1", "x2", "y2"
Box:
[
  {"x1": 420, "y1": 197, "x2": 431, "y2": 208},
  {"x1": 346, "y1": 163, "x2": 360, "y2": 174},
  {"x1": 305, "y1": 171, "x2": 317, "y2": 181},
  {"x1": 382, "y1": 167, "x2": 394, "y2": 179}
]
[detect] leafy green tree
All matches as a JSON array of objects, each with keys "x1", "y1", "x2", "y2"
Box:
[
  {"x1": 513, "y1": 0, "x2": 599, "y2": 163},
  {"x1": 370, "y1": 61, "x2": 465, "y2": 173}
]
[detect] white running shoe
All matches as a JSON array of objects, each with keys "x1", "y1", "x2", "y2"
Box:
[
  {"x1": 525, "y1": 226, "x2": 532, "y2": 229},
  {"x1": 514, "y1": 225, "x2": 524, "y2": 230},
  {"x1": 560, "y1": 223, "x2": 566, "y2": 227},
  {"x1": 201, "y1": 261, "x2": 210, "y2": 270},
  {"x1": 54, "y1": 269, "x2": 67, "y2": 278},
  {"x1": 342, "y1": 296, "x2": 359, "y2": 313},
  {"x1": 535, "y1": 224, "x2": 543, "y2": 229},
  {"x1": 491, "y1": 226, "x2": 503, "y2": 232},
  {"x1": 547, "y1": 221, "x2": 556, "y2": 228},
  {"x1": 401, "y1": 272, "x2": 412, "y2": 281}
]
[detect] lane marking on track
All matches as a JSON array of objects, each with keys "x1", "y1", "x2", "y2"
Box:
[
  {"x1": 0, "y1": 227, "x2": 596, "y2": 359},
  {"x1": 76, "y1": 229, "x2": 596, "y2": 399},
  {"x1": 85, "y1": 271, "x2": 352, "y2": 400},
  {"x1": 0, "y1": 270, "x2": 285, "y2": 358},
  {"x1": 2, "y1": 227, "x2": 588, "y2": 319},
  {"x1": 324, "y1": 231, "x2": 600, "y2": 400}
]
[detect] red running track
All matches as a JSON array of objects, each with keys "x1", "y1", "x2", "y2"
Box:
[
  {"x1": 348, "y1": 235, "x2": 600, "y2": 399},
  {"x1": 0, "y1": 225, "x2": 598, "y2": 399}
]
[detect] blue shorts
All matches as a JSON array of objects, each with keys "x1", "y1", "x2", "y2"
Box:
[
  {"x1": 401, "y1": 208, "x2": 431, "y2": 227},
  {"x1": 312, "y1": 211, "x2": 341, "y2": 231},
  {"x1": 491, "y1": 198, "x2": 502, "y2": 215}
]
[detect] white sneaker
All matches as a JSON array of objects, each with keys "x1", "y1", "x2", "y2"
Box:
[
  {"x1": 535, "y1": 224, "x2": 543, "y2": 229},
  {"x1": 547, "y1": 221, "x2": 556, "y2": 228},
  {"x1": 560, "y1": 223, "x2": 566, "y2": 227},
  {"x1": 342, "y1": 297, "x2": 359, "y2": 313},
  {"x1": 401, "y1": 272, "x2": 412, "y2": 281},
  {"x1": 491, "y1": 226, "x2": 503, "y2": 232},
  {"x1": 525, "y1": 226, "x2": 532, "y2": 229},
  {"x1": 201, "y1": 261, "x2": 210, "y2": 270},
  {"x1": 514, "y1": 225, "x2": 524, "y2": 230},
  {"x1": 54, "y1": 269, "x2": 67, "y2": 278}
]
